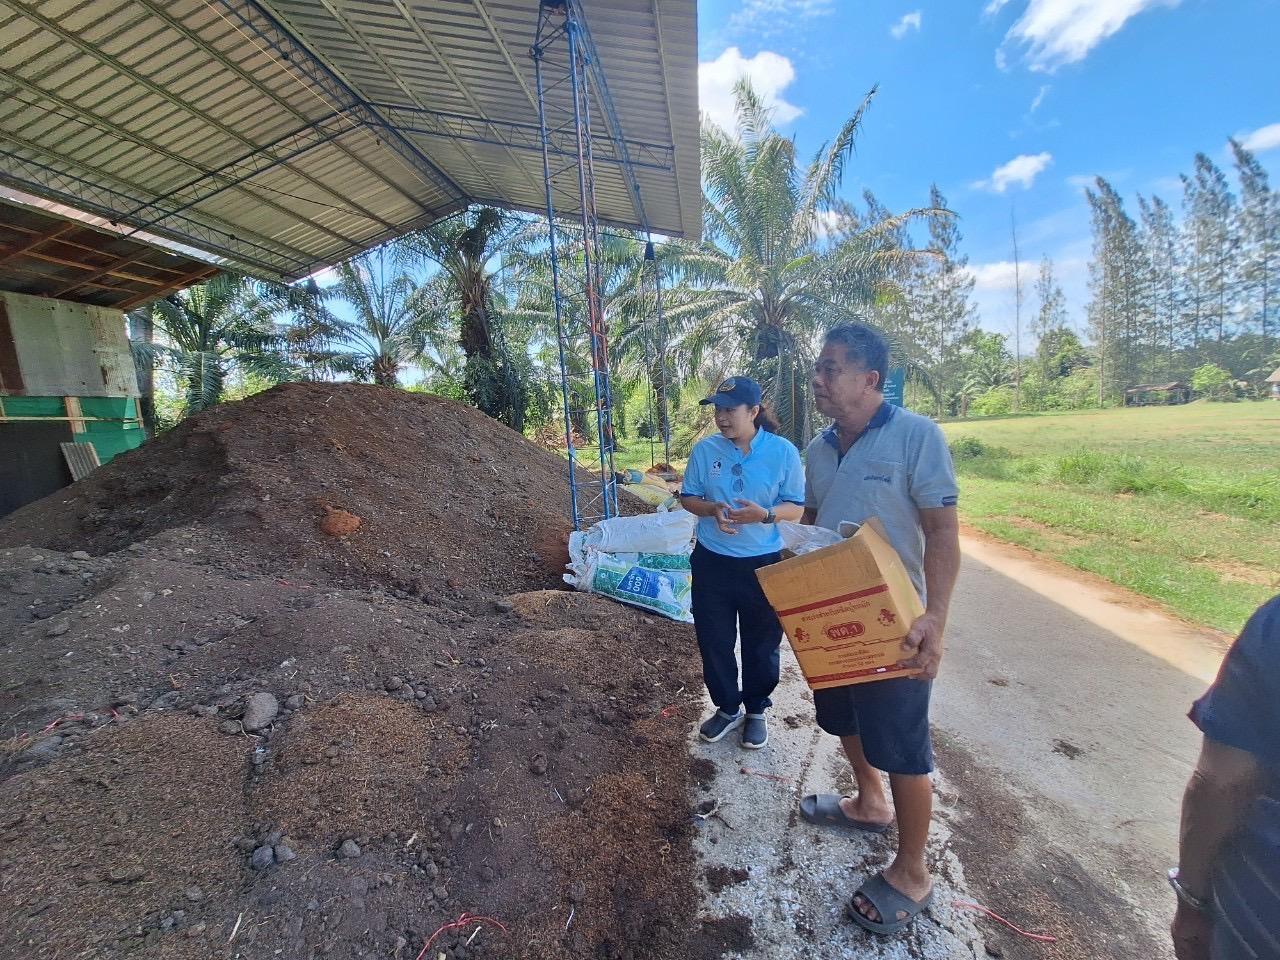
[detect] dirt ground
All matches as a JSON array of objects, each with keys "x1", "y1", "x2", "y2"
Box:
[{"x1": 0, "y1": 383, "x2": 719, "y2": 960}]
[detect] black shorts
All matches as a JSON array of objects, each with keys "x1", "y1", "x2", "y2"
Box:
[{"x1": 813, "y1": 677, "x2": 934, "y2": 775}]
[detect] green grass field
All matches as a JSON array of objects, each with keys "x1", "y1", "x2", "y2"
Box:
[{"x1": 941, "y1": 402, "x2": 1280, "y2": 633}]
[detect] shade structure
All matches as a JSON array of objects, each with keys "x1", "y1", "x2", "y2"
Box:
[{"x1": 0, "y1": 0, "x2": 701, "y2": 282}]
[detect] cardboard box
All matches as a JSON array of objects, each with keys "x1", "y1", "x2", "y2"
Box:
[{"x1": 755, "y1": 520, "x2": 925, "y2": 689}]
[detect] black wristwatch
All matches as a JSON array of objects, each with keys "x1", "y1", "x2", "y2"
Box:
[
  {"x1": 1168, "y1": 868, "x2": 1210, "y2": 913},
  {"x1": 764, "y1": 507, "x2": 777, "y2": 524}
]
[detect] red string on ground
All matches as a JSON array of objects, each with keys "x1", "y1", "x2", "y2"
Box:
[
  {"x1": 43, "y1": 712, "x2": 84, "y2": 732},
  {"x1": 16, "y1": 712, "x2": 85, "y2": 741},
  {"x1": 952, "y1": 899, "x2": 1058, "y2": 943},
  {"x1": 414, "y1": 913, "x2": 508, "y2": 960},
  {"x1": 16, "y1": 709, "x2": 117, "y2": 742},
  {"x1": 738, "y1": 766, "x2": 793, "y2": 785},
  {"x1": 658, "y1": 704, "x2": 679, "y2": 719}
]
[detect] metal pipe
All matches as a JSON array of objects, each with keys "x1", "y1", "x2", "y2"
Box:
[{"x1": 533, "y1": 30, "x2": 580, "y2": 529}]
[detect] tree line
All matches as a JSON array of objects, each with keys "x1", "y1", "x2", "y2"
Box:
[{"x1": 1085, "y1": 141, "x2": 1277, "y2": 401}]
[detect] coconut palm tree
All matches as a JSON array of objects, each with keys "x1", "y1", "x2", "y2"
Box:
[
  {"x1": 667, "y1": 79, "x2": 938, "y2": 444},
  {"x1": 405, "y1": 207, "x2": 530, "y2": 429},
  {"x1": 141, "y1": 273, "x2": 296, "y2": 415},
  {"x1": 325, "y1": 244, "x2": 449, "y2": 388}
]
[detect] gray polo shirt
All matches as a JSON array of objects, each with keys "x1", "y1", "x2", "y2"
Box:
[{"x1": 804, "y1": 403, "x2": 958, "y2": 601}]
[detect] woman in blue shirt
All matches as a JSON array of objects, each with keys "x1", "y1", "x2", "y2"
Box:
[{"x1": 679, "y1": 376, "x2": 805, "y2": 749}]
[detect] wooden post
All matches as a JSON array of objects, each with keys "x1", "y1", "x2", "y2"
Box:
[{"x1": 63, "y1": 396, "x2": 86, "y2": 434}]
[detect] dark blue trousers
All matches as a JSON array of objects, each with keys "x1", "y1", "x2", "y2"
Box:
[{"x1": 690, "y1": 543, "x2": 783, "y2": 715}]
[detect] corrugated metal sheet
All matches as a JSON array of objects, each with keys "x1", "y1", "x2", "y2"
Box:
[
  {"x1": 0, "y1": 0, "x2": 701, "y2": 281},
  {"x1": 60, "y1": 439, "x2": 100, "y2": 479}
]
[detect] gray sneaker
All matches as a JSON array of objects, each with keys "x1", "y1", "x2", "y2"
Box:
[
  {"x1": 699, "y1": 709, "x2": 745, "y2": 743},
  {"x1": 742, "y1": 713, "x2": 768, "y2": 749}
]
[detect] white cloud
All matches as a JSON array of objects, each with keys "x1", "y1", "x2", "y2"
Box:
[
  {"x1": 729, "y1": 0, "x2": 833, "y2": 36},
  {"x1": 995, "y1": 0, "x2": 1180, "y2": 73},
  {"x1": 967, "y1": 261, "x2": 1022, "y2": 292},
  {"x1": 970, "y1": 253, "x2": 1091, "y2": 335},
  {"x1": 698, "y1": 47, "x2": 803, "y2": 132},
  {"x1": 973, "y1": 152, "x2": 1054, "y2": 193},
  {"x1": 814, "y1": 209, "x2": 851, "y2": 241},
  {"x1": 1238, "y1": 122, "x2": 1280, "y2": 154},
  {"x1": 1029, "y1": 84, "x2": 1050, "y2": 113},
  {"x1": 890, "y1": 11, "x2": 922, "y2": 39},
  {"x1": 984, "y1": 0, "x2": 1015, "y2": 14}
]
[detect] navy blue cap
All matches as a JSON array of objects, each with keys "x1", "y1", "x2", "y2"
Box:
[{"x1": 699, "y1": 375, "x2": 763, "y2": 408}]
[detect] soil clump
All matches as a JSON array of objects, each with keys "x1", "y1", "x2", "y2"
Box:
[{"x1": 0, "y1": 384, "x2": 709, "y2": 960}]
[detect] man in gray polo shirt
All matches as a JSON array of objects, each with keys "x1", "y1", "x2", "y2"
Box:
[{"x1": 798, "y1": 323, "x2": 961, "y2": 935}]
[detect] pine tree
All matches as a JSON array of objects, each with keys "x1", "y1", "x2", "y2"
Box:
[
  {"x1": 1086, "y1": 178, "x2": 1149, "y2": 398},
  {"x1": 1181, "y1": 154, "x2": 1238, "y2": 346},
  {"x1": 1032, "y1": 256, "x2": 1068, "y2": 339},
  {"x1": 1137, "y1": 194, "x2": 1182, "y2": 378},
  {"x1": 917, "y1": 184, "x2": 976, "y2": 413},
  {"x1": 1231, "y1": 139, "x2": 1278, "y2": 353},
  {"x1": 1010, "y1": 209, "x2": 1025, "y2": 413}
]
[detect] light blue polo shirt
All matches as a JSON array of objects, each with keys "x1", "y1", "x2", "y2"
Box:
[
  {"x1": 804, "y1": 403, "x2": 958, "y2": 601},
  {"x1": 682, "y1": 429, "x2": 805, "y2": 558}
]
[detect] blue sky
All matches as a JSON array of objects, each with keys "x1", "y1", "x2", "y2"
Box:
[{"x1": 694, "y1": 0, "x2": 1280, "y2": 342}]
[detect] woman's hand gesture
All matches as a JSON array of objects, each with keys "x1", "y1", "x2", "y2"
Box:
[
  {"x1": 713, "y1": 503, "x2": 739, "y2": 535},
  {"x1": 726, "y1": 499, "x2": 768, "y2": 524}
]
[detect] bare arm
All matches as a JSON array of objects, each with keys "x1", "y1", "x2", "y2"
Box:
[
  {"x1": 773, "y1": 502, "x2": 805, "y2": 523},
  {"x1": 899, "y1": 505, "x2": 960, "y2": 679},
  {"x1": 1177, "y1": 737, "x2": 1258, "y2": 900},
  {"x1": 919, "y1": 505, "x2": 960, "y2": 623},
  {"x1": 724, "y1": 499, "x2": 803, "y2": 523},
  {"x1": 1171, "y1": 737, "x2": 1259, "y2": 960},
  {"x1": 679, "y1": 495, "x2": 723, "y2": 519}
]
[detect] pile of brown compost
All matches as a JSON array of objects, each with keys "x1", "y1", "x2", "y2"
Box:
[{"x1": 0, "y1": 383, "x2": 732, "y2": 960}]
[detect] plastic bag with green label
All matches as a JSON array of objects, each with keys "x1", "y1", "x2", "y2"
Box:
[{"x1": 564, "y1": 533, "x2": 693, "y2": 623}]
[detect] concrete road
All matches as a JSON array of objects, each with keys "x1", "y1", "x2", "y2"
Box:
[
  {"x1": 692, "y1": 533, "x2": 1231, "y2": 960},
  {"x1": 934, "y1": 534, "x2": 1230, "y2": 959}
]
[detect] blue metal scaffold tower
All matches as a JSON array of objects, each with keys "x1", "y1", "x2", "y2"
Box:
[{"x1": 532, "y1": 0, "x2": 636, "y2": 530}]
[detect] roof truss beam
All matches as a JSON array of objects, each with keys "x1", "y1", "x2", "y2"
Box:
[
  {"x1": 0, "y1": 148, "x2": 298, "y2": 278},
  {"x1": 0, "y1": 127, "x2": 325, "y2": 271},
  {"x1": 3, "y1": 0, "x2": 403, "y2": 238},
  {"x1": 370, "y1": 103, "x2": 674, "y2": 173},
  {"x1": 129, "y1": 0, "x2": 434, "y2": 220},
  {"x1": 213, "y1": 0, "x2": 466, "y2": 206},
  {"x1": 0, "y1": 222, "x2": 72, "y2": 265},
  {"x1": 0, "y1": 73, "x2": 371, "y2": 261}
]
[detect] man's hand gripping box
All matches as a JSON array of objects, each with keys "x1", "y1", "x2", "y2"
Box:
[{"x1": 755, "y1": 520, "x2": 924, "y2": 689}]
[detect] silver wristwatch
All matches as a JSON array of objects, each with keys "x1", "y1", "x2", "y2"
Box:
[
  {"x1": 764, "y1": 507, "x2": 777, "y2": 524},
  {"x1": 1167, "y1": 868, "x2": 1210, "y2": 913}
]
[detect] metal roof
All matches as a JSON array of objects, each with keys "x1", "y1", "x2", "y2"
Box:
[
  {"x1": 0, "y1": 0, "x2": 700, "y2": 282},
  {"x1": 0, "y1": 194, "x2": 219, "y2": 308}
]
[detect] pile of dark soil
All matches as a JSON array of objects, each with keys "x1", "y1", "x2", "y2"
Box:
[
  {"x1": 0, "y1": 384, "x2": 723, "y2": 960},
  {"x1": 0, "y1": 382, "x2": 601, "y2": 599}
]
